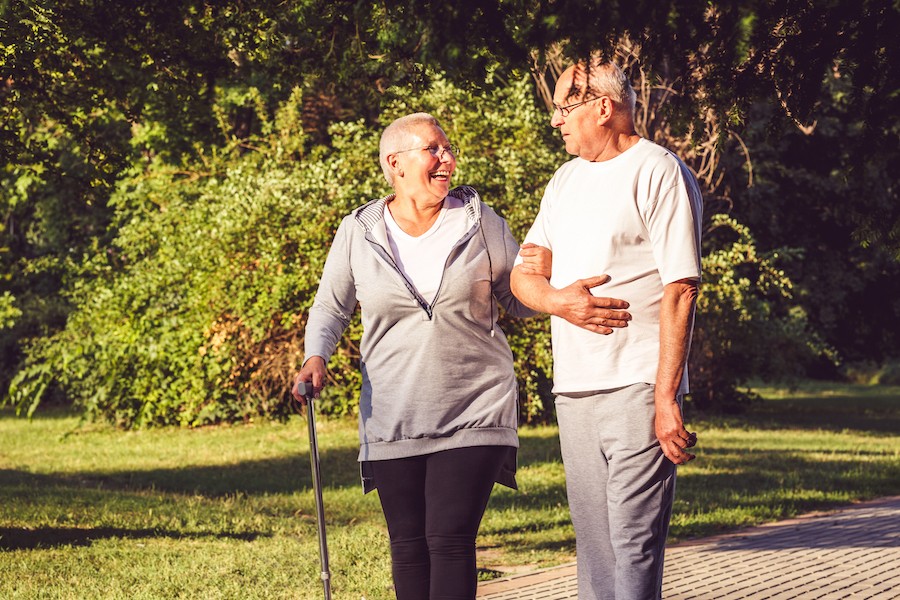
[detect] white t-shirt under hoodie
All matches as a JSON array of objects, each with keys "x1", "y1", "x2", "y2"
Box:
[{"x1": 383, "y1": 196, "x2": 468, "y2": 304}]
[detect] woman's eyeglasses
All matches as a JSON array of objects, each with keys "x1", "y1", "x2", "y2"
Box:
[{"x1": 393, "y1": 144, "x2": 460, "y2": 160}]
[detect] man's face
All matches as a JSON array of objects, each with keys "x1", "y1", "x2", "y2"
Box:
[{"x1": 551, "y1": 68, "x2": 595, "y2": 157}]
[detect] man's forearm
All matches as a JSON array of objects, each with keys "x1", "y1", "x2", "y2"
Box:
[
  {"x1": 654, "y1": 278, "x2": 700, "y2": 464},
  {"x1": 510, "y1": 266, "x2": 557, "y2": 313},
  {"x1": 655, "y1": 279, "x2": 699, "y2": 398}
]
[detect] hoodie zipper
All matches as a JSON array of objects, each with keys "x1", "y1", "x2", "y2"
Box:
[
  {"x1": 364, "y1": 234, "x2": 434, "y2": 317},
  {"x1": 358, "y1": 188, "x2": 482, "y2": 321}
]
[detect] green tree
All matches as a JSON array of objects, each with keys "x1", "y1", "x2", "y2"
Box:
[
  {"x1": 727, "y1": 72, "x2": 900, "y2": 369},
  {"x1": 0, "y1": 0, "x2": 425, "y2": 394},
  {"x1": 3, "y1": 0, "x2": 897, "y2": 423}
]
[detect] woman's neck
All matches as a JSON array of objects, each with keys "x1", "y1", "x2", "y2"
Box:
[{"x1": 388, "y1": 194, "x2": 445, "y2": 237}]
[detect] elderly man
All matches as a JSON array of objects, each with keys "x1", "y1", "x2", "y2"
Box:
[{"x1": 511, "y1": 60, "x2": 703, "y2": 600}]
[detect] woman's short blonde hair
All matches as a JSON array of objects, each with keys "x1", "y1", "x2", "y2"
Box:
[{"x1": 379, "y1": 113, "x2": 441, "y2": 186}]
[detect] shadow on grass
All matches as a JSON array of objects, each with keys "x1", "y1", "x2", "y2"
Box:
[
  {"x1": 0, "y1": 428, "x2": 564, "y2": 500},
  {"x1": 0, "y1": 525, "x2": 263, "y2": 551},
  {"x1": 485, "y1": 441, "x2": 899, "y2": 544},
  {"x1": 0, "y1": 446, "x2": 363, "y2": 498},
  {"x1": 695, "y1": 393, "x2": 899, "y2": 434},
  {"x1": 2, "y1": 431, "x2": 894, "y2": 502},
  {"x1": 3, "y1": 393, "x2": 897, "y2": 556},
  {"x1": 667, "y1": 445, "x2": 900, "y2": 542}
]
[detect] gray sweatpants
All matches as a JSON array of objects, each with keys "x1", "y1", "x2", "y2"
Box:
[{"x1": 555, "y1": 384, "x2": 677, "y2": 600}]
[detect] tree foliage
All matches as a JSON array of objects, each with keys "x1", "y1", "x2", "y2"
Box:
[
  {"x1": 728, "y1": 72, "x2": 900, "y2": 366},
  {"x1": 2, "y1": 0, "x2": 898, "y2": 424}
]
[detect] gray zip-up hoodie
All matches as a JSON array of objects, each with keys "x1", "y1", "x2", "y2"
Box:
[{"x1": 304, "y1": 185, "x2": 535, "y2": 492}]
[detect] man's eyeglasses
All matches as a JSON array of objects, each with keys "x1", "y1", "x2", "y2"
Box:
[
  {"x1": 552, "y1": 97, "x2": 601, "y2": 117},
  {"x1": 393, "y1": 144, "x2": 460, "y2": 160}
]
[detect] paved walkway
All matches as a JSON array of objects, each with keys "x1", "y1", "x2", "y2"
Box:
[{"x1": 476, "y1": 496, "x2": 900, "y2": 599}]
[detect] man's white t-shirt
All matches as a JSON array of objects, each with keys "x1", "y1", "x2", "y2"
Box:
[
  {"x1": 384, "y1": 196, "x2": 468, "y2": 304},
  {"x1": 521, "y1": 138, "x2": 703, "y2": 394}
]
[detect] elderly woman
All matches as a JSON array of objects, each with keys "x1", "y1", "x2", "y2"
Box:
[{"x1": 293, "y1": 112, "x2": 546, "y2": 599}]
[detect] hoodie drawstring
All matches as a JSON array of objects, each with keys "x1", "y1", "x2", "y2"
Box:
[{"x1": 479, "y1": 222, "x2": 495, "y2": 337}]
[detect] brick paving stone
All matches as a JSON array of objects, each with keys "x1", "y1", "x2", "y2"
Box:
[{"x1": 476, "y1": 496, "x2": 900, "y2": 600}]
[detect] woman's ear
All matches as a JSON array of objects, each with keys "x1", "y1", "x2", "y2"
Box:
[{"x1": 387, "y1": 153, "x2": 404, "y2": 178}]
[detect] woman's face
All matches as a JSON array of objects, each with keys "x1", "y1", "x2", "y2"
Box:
[{"x1": 392, "y1": 123, "x2": 457, "y2": 204}]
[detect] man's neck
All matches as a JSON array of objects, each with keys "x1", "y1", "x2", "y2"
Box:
[{"x1": 586, "y1": 132, "x2": 641, "y2": 162}]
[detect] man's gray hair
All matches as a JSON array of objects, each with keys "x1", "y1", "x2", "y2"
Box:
[
  {"x1": 578, "y1": 60, "x2": 637, "y2": 119},
  {"x1": 379, "y1": 113, "x2": 441, "y2": 186}
]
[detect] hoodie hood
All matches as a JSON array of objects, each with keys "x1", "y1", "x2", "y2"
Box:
[{"x1": 353, "y1": 185, "x2": 482, "y2": 236}]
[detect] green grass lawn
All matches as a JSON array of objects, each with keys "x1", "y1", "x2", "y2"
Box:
[{"x1": 1, "y1": 383, "x2": 898, "y2": 599}]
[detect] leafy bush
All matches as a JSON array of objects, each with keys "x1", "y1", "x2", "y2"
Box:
[
  {"x1": 0, "y1": 292, "x2": 21, "y2": 330},
  {"x1": 840, "y1": 360, "x2": 900, "y2": 386},
  {"x1": 6, "y1": 74, "x2": 564, "y2": 426},
  {"x1": 690, "y1": 214, "x2": 832, "y2": 412},
  {"x1": 7, "y1": 116, "x2": 381, "y2": 425}
]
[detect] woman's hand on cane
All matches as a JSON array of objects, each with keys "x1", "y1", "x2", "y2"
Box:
[{"x1": 292, "y1": 356, "x2": 326, "y2": 405}]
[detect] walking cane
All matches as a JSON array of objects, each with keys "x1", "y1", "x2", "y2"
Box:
[{"x1": 296, "y1": 381, "x2": 332, "y2": 600}]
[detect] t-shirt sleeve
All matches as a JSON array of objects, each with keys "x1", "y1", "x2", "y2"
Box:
[{"x1": 644, "y1": 161, "x2": 703, "y2": 285}]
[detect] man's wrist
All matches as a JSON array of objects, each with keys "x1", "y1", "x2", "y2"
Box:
[{"x1": 654, "y1": 389, "x2": 679, "y2": 406}]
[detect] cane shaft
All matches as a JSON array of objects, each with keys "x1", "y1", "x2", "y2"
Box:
[{"x1": 306, "y1": 396, "x2": 332, "y2": 600}]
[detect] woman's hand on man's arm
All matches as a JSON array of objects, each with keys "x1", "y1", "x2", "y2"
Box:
[{"x1": 517, "y1": 242, "x2": 553, "y2": 278}]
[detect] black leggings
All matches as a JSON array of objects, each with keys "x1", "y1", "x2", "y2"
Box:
[{"x1": 369, "y1": 445, "x2": 509, "y2": 600}]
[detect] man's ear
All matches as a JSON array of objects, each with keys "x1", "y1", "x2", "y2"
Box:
[{"x1": 596, "y1": 96, "x2": 615, "y2": 125}]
